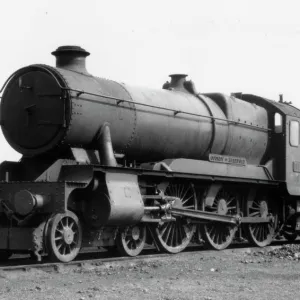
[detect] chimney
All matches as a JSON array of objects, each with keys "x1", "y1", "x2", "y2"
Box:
[{"x1": 51, "y1": 45, "x2": 90, "y2": 74}]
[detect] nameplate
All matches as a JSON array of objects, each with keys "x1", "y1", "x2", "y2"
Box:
[{"x1": 209, "y1": 154, "x2": 247, "y2": 166}]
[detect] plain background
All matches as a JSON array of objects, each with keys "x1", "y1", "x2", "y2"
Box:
[{"x1": 1, "y1": 0, "x2": 299, "y2": 162}]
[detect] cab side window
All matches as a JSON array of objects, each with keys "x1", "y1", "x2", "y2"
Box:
[
  {"x1": 290, "y1": 120, "x2": 299, "y2": 147},
  {"x1": 274, "y1": 113, "x2": 283, "y2": 133}
]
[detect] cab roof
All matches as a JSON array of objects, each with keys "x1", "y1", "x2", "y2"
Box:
[{"x1": 235, "y1": 94, "x2": 300, "y2": 118}]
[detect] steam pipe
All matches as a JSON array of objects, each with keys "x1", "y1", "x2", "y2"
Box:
[
  {"x1": 96, "y1": 123, "x2": 117, "y2": 167},
  {"x1": 51, "y1": 45, "x2": 90, "y2": 74}
]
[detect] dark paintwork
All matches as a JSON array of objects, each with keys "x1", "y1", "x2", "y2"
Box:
[
  {"x1": 235, "y1": 94, "x2": 300, "y2": 195},
  {"x1": 1, "y1": 52, "x2": 269, "y2": 166},
  {"x1": 0, "y1": 45, "x2": 300, "y2": 258},
  {"x1": 286, "y1": 115, "x2": 300, "y2": 195},
  {"x1": 238, "y1": 93, "x2": 300, "y2": 118},
  {"x1": 0, "y1": 182, "x2": 65, "y2": 214}
]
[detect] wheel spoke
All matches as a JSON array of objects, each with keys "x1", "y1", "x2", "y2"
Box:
[
  {"x1": 227, "y1": 206, "x2": 236, "y2": 210},
  {"x1": 183, "y1": 205, "x2": 195, "y2": 209},
  {"x1": 173, "y1": 224, "x2": 177, "y2": 247},
  {"x1": 168, "y1": 224, "x2": 175, "y2": 246},
  {"x1": 252, "y1": 202, "x2": 260, "y2": 208},
  {"x1": 213, "y1": 229, "x2": 219, "y2": 244},
  {"x1": 249, "y1": 212, "x2": 259, "y2": 217},
  {"x1": 55, "y1": 228, "x2": 63, "y2": 234},
  {"x1": 59, "y1": 220, "x2": 65, "y2": 230},
  {"x1": 182, "y1": 195, "x2": 194, "y2": 205},
  {"x1": 181, "y1": 187, "x2": 190, "y2": 202},
  {"x1": 56, "y1": 242, "x2": 63, "y2": 250},
  {"x1": 261, "y1": 225, "x2": 266, "y2": 241},
  {"x1": 207, "y1": 225, "x2": 214, "y2": 236},
  {"x1": 256, "y1": 225, "x2": 261, "y2": 241},
  {"x1": 260, "y1": 225, "x2": 265, "y2": 241},
  {"x1": 226, "y1": 197, "x2": 235, "y2": 205},
  {"x1": 173, "y1": 224, "x2": 178, "y2": 247},
  {"x1": 175, "y1": 223, "x2": 180, "y2": 246},
  {"x1": 160, "y1": 223, "x2": 170, "y2": 238},
  {"x1": 133, "y1": 240, "x2": 137, "y2": 249},
  {"x1": 178, "y1": 184, "x2": 184, "y2": 199},
  {"x1": 252, "y1": 224, "x2": 258, "y2": 237},
  {"x1": 180, "y1": 185, "x2": 185, "y2": 199},
  {"x1": 162, "y1": 223, "x2": 172, "y2": 241},
  {"x1": 177, "y1": 221, "x2": 183, "y2": 244},
  {"x1": 218, "y1": 230, "x2": 223, "y2": 245},
  {"x1": 128, "y1": 240, "x2": 133, "y2": 250},
  {"x1": 181, "y1": 224, "x2": 187, "y2": 240},
  {"x1": 69, "y1": 221, "x2": 74, "y2": 230}
]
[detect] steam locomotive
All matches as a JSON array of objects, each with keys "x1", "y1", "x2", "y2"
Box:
[{"x1": 0, "y1": 45, "x2": 299, "y2": 262}]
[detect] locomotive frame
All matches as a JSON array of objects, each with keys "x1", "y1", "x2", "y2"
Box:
[{"x1": 0, "y1": 45, "x2": 299, "y2": 262}]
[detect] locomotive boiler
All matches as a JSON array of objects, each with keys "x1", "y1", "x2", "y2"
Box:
[{"x1": 0, "y1": 45, "x2": 299, "y2": 262}]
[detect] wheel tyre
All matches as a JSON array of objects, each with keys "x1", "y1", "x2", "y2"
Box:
[
  {"x1": 152, "y1": 221, "x2": 196, "y2": 254},
  {"x1": 245, "y1": 224, "x2": 274, "y2": 247},
  {"x1": 201, "y1": 223, "x2": 237, "y2": 250}
]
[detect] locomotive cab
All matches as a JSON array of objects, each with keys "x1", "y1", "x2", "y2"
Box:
[
  {"x1": 233, "y1": 93, "x2": 300, "y2": 190},
  {"x1": 280, "y1": 112, "x2": 300, "y2": 237},
  {"x1": 234, "y1": 93, "x2": 300, "y2": 238},
  {"x1": 285, "y1": 115, "x2": 300, "y2": 195}
]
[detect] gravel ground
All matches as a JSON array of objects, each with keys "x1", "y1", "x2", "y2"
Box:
[{"x1": 1, "y1": 245, "x2": 300, "y2": 300}]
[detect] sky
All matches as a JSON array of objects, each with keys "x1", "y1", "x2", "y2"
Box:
[{"x1": 1, "y1": 0, "x2": 300, "y2": 162}]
